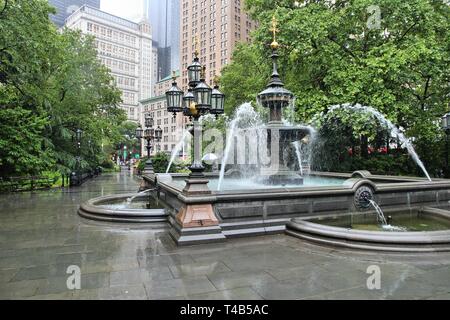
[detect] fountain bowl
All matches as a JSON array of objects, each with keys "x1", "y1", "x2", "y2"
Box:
[
  {"x1": 78, "y1": 193, "x2": 167, "y2": 223},
  {"x1": 286, "y1": 207, "x2": 450, "y2": 252}
]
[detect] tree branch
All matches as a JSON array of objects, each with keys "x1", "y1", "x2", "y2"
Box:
[
  {"x1": 327, "y1": 35, "x2": 358, "y2": 60},
  {"x1": 397, "y1": 22, "x2": 418, "y2": 43},
  {"x1": 421, "y1": 76, "x2": 431, "y2": 110}
]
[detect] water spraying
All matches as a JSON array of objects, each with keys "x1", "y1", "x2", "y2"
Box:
[
  {"x1": 217, "y1": 103, "x2": 263, "y2": 190},
  {"x1": 369, "y1": 199, "x2": 387, "y2": 225},
  {"x1": 126, "y1": 189, "x2": 154, "y2": 204},
  {"x1": 292, "y1": 141, "x2": 304, "y2": 176},
  {"x1": 328, "y1": 104, "x2": 432, "y2": 181},
  {"x1": 166, "y1": 130, "x2": 190, "y2": 173}
]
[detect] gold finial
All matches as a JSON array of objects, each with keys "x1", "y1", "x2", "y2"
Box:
[
  {"x1": 270, "y1": 15, "x2": 279, "y2": 50},
  {"x1": 213, "y1": 74, "x2": 220, "y2": 86},
  {"x1": 194, "y1": 35, "x2": 200, "y2": 56},
  {"x1": 189, "y1": 101, "x2": 198, "y2": 116},
  {"x1": 201, "y1": 65, "x2": 206, "y2": 79},
  {"x1": 172, "y1": 70, "x2": 177, "y2": 81}
]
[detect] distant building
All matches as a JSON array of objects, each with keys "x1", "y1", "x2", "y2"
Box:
[
  {"x1": 154, "y1": 70, "x2": 180, "y2": 96},
  {"x1": 140, "y1": 70, "x2": 187, "y2": 157},
  {"x1": 65, "y1": 5, "x2": 155, "y2": 122},
  {"x1": 48, "y1": 0, "x2": 100, "y2": 27},
  {"x1": 180, "y1": 0, "x2": 256, "y2": 89},
  {"x1": 144, "y1": 0, "x2": 180, "y2": 80}
]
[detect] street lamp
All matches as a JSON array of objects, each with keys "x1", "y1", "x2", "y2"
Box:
[
  {"x1": 165, "y1": 40, "x2": 225, "y2": 183},
  {"x1": 167, "y1": 71, "x2": 184, "y2": 117},
  {"x1": 76, "y1": 128, "x2": 83, "y2": 144},
  {"x1": 135, "y1": 125, "x2": 143, "y2": 158},
  {"x1": 163, "y1": 37, "x2": 225, "y2": 236},
  {"x1": 137, "y1": 114, "x2": 162, "y2": 174},
  {"x1": 71, "y1": 128, "x2": 83, "y2": 186},
  {"x1": 211, "y1": 77, "x2": 225, "y2": 117},
  {"x1": 442, "y1": 111, "x2": 450, "y2": 177}
]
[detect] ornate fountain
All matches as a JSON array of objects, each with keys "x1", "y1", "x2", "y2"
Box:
[
  {"x1": 256, "y1": 16, "x2": 308, "y2": 185},
  {"x1": 77, "y1": 16, "x2": 450, "y2": 250}
]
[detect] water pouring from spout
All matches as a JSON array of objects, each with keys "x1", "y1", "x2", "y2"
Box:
[{"x1": 126, "y1": 189, "x2": 153, "y2": 204}]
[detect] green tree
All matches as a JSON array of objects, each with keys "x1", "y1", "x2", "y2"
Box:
[
  {"x1": 0, "y1": 0, "x2": 126, "y2": 176},
  {"x1": 151, "y1": 152, "x2": 170, "y2": 173},
  {"x1": 220, "y1": 43, "x2": 269, "y2": 114},
  {"x1": 116, "y1": 121, "x2": 140, "y2": 158},
  {"x1": 220, "y1": 0, "x2": 450, "y2": 176}
]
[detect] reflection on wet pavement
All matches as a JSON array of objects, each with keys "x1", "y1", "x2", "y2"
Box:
[{"x1": 1, "y1": 171, "x2": 449, "y2": 300}]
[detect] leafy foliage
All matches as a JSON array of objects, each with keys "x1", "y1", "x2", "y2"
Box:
[
  {"x1": 220, "y1": 0, "x2": 450, "y2": 176},
  {"x1": 0, "y1": 0, "x2": 126, "y2": 176},
  {"x1": 137, "y1": 152, "x2": 182, "y2": 173}
]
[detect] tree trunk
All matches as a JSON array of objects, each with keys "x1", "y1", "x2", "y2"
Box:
[{"x1": 361, "y1": 135, "x2": 369, "y2": 159}]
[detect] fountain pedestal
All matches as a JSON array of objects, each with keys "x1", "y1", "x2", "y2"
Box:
[
  {"x1": 170, "y1": 177, "x2": 226, "y2": 245},
  {"x1": 258, "y1": 125, "x2": 308, "y2": 185}
]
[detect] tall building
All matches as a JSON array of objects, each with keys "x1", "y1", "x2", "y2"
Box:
[
  {"x1": 48, "y1": 0, "x2": 100, "y2": 27},
  {"x1": 65, "y1": 5, "x2": 154, "y2": 122},
  {"x1": 144, "y1": 0, "x2": 180, "y2": 80},
  {"x1": 180, "y1": 0, "x2": 256, "y2": 89},
  {"x1": 140, "y1": 71, "x2": 187, "y2": 157}
]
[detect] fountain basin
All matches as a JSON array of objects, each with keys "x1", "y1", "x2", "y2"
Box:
[
  {"x1": 143, "y1": 171, "x2": 450, "y2": 244},
  {"x1": 286, "y1": 207, "x2": 450, "y2": 252},
  {"x1": 78, "y1": 193, "x2": 167, "y2": 223}
]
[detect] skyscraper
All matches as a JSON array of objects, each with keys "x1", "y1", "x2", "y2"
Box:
[
  {"x1": 65, "y1": 5, "x2": 155, "y2": 122},
  {"x1": 180, "y1": 0, "x2": 256, "y2": 89},
  {"x1": 48, "y1": 0, "x2": 100, "y2": 27},
  {"x1": 145, "y1": 0, "x2": 180, "y2": 80}
]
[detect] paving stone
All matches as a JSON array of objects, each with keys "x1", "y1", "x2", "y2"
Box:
[
  {"x1": 187, "y1": 287, "x2": 263, "y2": 300},
  {"x1": 143, "y1": 276, "x2": 217, "y2": 300},
  {"x1": 207, "y1": 270, "x2": 278, "y2": 290},
  {"x1": 110, "y1": 267, "x2": 173, "y2": 286},
  {"x1": 169, "y1": 261, "x2": 231, "y2": 278},
  {"x1": 1, "y1": 172, "x2": 450, "y2": 300}
]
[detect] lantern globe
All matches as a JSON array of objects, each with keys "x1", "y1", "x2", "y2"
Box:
[
  {"x1": 193, "y1": 80, "x2": 212, "y2": 113},
  {"x1": 166, "y1": 80, "x2": 183, "y2": 116},
  {"x1": 211, "y1": 85, "x2": 225, "y2": 115},
  {"x1": 135, "y1": 126, "x2": 143, "y2": 139},
  {"x1": 187, "y1": 58, "x2": 202, "y2": 87}
]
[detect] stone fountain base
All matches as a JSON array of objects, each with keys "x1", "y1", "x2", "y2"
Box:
[{"x1": 257, "y1": 170, "x2": 304, "y2": 186}]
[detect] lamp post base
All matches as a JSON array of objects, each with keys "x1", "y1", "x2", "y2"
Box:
[
  {"x1": 168, "y1": 174, "x2": 225, "y2": 245},
  {"x1": 176, "y1": 203, "x2": 218, "y2": 228},
  {"x1": 169, "y1": 219, "x2": 226, "y2": 246},
  {"x1": 143, "y1": 159, "x2": 154, "y2": 175},
  {"x1": 179, "y1": 178, "x2": 218, "y2": 226}
]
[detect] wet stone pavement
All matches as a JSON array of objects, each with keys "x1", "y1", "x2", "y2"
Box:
[{"x1": 1, "y1": 171, "x2": 450, "y2": 300}]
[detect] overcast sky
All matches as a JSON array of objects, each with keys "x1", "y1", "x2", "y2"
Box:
[{"x1": 101, "y1": 0, "x2": 144, "y2": 22}]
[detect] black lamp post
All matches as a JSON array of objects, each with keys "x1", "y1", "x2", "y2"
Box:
[
  {"x1": 442, "y1": 111, "x2": 450, "y2": 177},
  {"x1": 138, "y1": 114, "x2": 162, "y2": 174},
  {"x1": 135, "y1": 125, "x2": 143, "y2": 159},
  {"x1": 165, "y1": 44, "x2": 224, "y2": 182},
  {"x1": 71, "y1": 128, "x2": 83, "y2": 186}
]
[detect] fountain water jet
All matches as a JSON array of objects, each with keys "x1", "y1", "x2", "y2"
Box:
[
  {"x1": 126, "y1": 189, "x2": 153, "y2": 204},
  {"x1": 328, "y1": 104, "x2": 432, "y2": 181},
  {"x1": 166, "y1": 130, "x2": 190, "y2": 173},
  {"x1": 292, "y1": 141, "x2": 304, "y2": 176},
  {"x1": 369, "y1": 199, "x2": 387, "y2": 225},
  {"x1": 217, "y1": 103, "x2": 263, "y2": 190}
]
